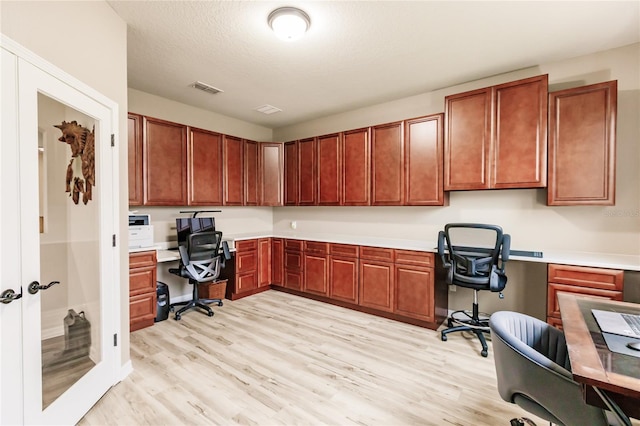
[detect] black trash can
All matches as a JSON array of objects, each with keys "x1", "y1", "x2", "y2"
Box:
[{"x1": 155, "y1": 281, "x2": 170, "y2": 322}]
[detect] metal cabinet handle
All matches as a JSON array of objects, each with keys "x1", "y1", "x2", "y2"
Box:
[
  {"x1": 28, "y1": 280, "x2": 60, "y2": 295},
  {"x1": 0, "y1": 289, "x2": 22, "y2": 304}
]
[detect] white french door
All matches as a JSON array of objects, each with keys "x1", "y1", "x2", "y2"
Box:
[{"x1": 1, "y1": 38, "x2": 120, "y2": 425}]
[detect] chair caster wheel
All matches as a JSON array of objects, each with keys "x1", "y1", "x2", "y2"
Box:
[
  {"x1": 207, "y1": 311, "x2": 214, "y2": 317},
  {"x1": 174, "y1": 314, "x2": 181, "y2": 321},
  {"x1": 169, "y1": 306, "x2": 174, "y2": 312},
  {"x1": 218, "y1": 301, "x2": 223, "y2": 307},
  {"x1": 481, "y1": 350, "x2": 488, "y2": 357},
  {"x1": 441, "y1": 334, "x2": 447, "y2": 341}
]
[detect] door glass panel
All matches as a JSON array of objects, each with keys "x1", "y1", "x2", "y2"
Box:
[{"x1": 38, "y1": 93, "x2": 101, "y2": 409}]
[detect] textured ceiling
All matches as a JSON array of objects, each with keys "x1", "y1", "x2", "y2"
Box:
[{"x1": 107, "y1": 1, "x2": 640, "y2": 129}]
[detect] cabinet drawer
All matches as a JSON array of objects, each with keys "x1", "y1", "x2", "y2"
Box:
[
  {"x1": 284, "y1": 251, "x2": 303, "y2": 270},
  {"x1": 129, "y1": 266, "x2": 156, "y2": 296},
  {"x1": 330, "y1": 243, "x2": 359, "y2": 258},
  {"x1": 284, "y1": 239, "x2": 303, "y2": 251},
  {"x1": 360, "y1": 246, "x2": 395, "y2": 262},
  {"x1": 237, "y1": 271, "x2": 258, "y2": 292},
  {"x1": 547, "y1": 283, "x2": 623, "y2": 319},
  {"x1": 304, "y1": 241, "x2": 329, "y2": 254},
  {"x1": 395, "y1": 250, "x2": 434, "y2": 267},
  {"x1": 236, "y1": 239, "x2": 258, "y2": 252},
  {"x1": 284, "y1": 270, "x2": 303, "y2": 290},
  {"x1": 237, "y1": 251, "x2": 257, "y2": 273},
  {"x1": 129, "y1": 251, "x2": 156, "y2": 268},
  {"x1": 130, "y1": 292, "x2": 156, "y2": 332},
  {"x1": 548, "y1": 264, "x2": 623, "y2": 291}
]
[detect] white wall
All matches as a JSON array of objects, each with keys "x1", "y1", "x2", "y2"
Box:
[{"x1": 1, "y1": 0, "x2": 129, "y2": 366}]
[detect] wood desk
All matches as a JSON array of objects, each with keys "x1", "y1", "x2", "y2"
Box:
[{"x1": 558, "y1": 293, "x2": 640, "y2": 423}]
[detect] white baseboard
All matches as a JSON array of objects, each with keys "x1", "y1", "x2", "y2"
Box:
[{"x1": 119, "y1": 360, "x2": 133, "y2": 381}]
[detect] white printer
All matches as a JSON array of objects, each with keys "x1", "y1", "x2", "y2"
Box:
[{"x1": 128, "y1": 214, "x2": 154, "y2": 249}]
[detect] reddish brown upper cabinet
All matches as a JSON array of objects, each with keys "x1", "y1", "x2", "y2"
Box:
[
  {"x1": 284, "y1": 141, "x2": 298, "y2": 206},
  {"x1": 223, "y1": 135, "x2": 244, "y2": 206},
  {"x1": 342, "y1": 128, "x2": 371, "y2": 206},
  {"x1": 317, "y1": 133, "x2": 341, "y2": 205},
  {"x1": 298, "y1": 137, "x2": 317, "y2": 205},
  {"x1": 188, "y1": 128, "x2": 223, "y2": 206},
  {"x1": 405, "y1": 114, "x2": 447, "y2": 206},
  {"x1": 244, "y1": 140, "x2": 259, "y2": 206},
  {"x1": 143, "y1": 116, "x2": 188, "y2": 205},
  {"x1": 548, "y1": 81, "x2": 617, "y2": 206},
  {"x1": 128, "y1": 113, "x2": 143, "y2": 206},
  {"x1": 371, "y1": 122, "x2": 404, "y2": 205},
  {"x1": 444, "y1": 74, "x2": 548, "y2": 190},
  {"x1": 259, "y1": 143, "x2": 283, "y2": 206}
]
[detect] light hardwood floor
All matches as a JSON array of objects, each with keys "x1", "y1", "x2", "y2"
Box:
[{"x1": 80, "y1": 290, "x2": 550, "y2": 425}]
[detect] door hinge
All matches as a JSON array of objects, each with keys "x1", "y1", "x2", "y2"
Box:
[
  {"x1": 112, "y1": 234, "x2": 116, "y2": 247},
  {"x1": 113, "y1": 333, "x2": 118, "y2": 347},
  {"x1": 111, "y1": 134, "x2": 115, "y2": 147}
]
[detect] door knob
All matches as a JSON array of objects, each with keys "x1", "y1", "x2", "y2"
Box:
[
  {"x1": 0, "y1": 288, "x2": 22, "y2": 304},
  {"x1": 28, "y1": 280, "x2": 60, "y2": 295}
]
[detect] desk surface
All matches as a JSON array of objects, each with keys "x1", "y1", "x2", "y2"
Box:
[{"x1": 558, "y1": 293, "x2": 640, "y2": 418}]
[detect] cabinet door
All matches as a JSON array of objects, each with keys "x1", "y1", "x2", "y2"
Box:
[
  {"x1": 284, "y1": 141, "x2": 298, "y2": 205},
  {"x1": 395, "y1": 265, "x2": 434, "y2": 321},
  {"x1": 127, "y1": 113, "x2": 143, "y2": 206},
  {"x1": 258, "y1": 238, "x2": 271, "y2": 287},
  {"x1": 143, "y1": 116, "x2": 188, "y2": 205},
  {"x1": 271, "y1": 238, "x2": 284, "y2": 285},
  {"x1": 260, "y1": 143, "x2": 283, "y2": 206},
  {"x1": 303, "y1": 253, "x2": 328, "y2": 295},
  {"x1": 359, "y1": 260, "x2": 394, "y2": 312},
  {"x1": 548, "y1": 81, "x2": 617, "y2": 205},
  {"x1": 298, "y1": 137, "x2": 317, "y2": 205},
  {"x1": 493, "y1": 75, "x2": 548, "y2": 188},
  {"x1": 342, "y1": 128, "x2": 370, "y2": 205},
  {"x1": 329, "y1": 256, "x2": 358, "y2": 303},
  {"x1": 317, "y1": 133, "x2": 341, "y2": 205},
  {"x1": 405, "y1": 114, "x2": 447, "y2": 206},
  {"x1": 188, "y1": 128, "x2": 223, "y2": 206},
  {"x1": 223, "y1": 135, "x2": 244, "y2": 205},
  {"x1": 371, "y1": 122, "x2": 404, "y2": 205},
  {"x1": 244, "y1": 140, "x2": 259, "y2": 206},
  {"x1": 237, "y1": 271, "x2": 258, "y2": 292},
  {"x1": 444, "y1": 87, "x2": 492, "y2": 190}
]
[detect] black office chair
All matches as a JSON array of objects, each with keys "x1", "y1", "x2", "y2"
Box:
[
  {"x1": 169, "y1": 231, "x2": 226, "y2": 320},
  {"x1": 438, "y1": 223, "x2": 510, "y2": 357}
]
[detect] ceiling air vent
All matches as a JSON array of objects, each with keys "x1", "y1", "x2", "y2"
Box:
[
  {"x1": 190, "y1": 81, "x2": 223, "y2": 95},
  {"x1": 254, "y1": 104, "x2": 282, "y2": 115}
]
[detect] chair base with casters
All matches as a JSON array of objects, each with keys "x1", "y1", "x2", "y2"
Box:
[
  {"x1": 169, "y1": 278, "x2": 223, "y2": 321},
  {"x1": 437, "y1": 223, "x2": 510, "y2": 358},
  {"x1": 440, "y1": 288, "x2": 493, "y2": 357}
]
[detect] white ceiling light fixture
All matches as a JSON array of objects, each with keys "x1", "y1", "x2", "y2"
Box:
[{"x1": 268, "y1": 7, "x2": 311, "y2": 41}]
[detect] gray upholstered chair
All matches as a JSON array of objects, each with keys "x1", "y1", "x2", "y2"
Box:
[{"x1": 489, "y1": 311, "x2": 622, "y2": 426}]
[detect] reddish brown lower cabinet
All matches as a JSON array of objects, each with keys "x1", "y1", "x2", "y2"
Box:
[
  {"x1": 258, "y1": 238, "x2": 271, "y2": 288},
  {"x1": 329, "y1": 256, "x2": 358, "y2": 303},
  {"x1": 284, "y1": 239, "x2": 303, "y2": 290},
  {"x1": 303, "y1": 241, "x2": 329, "y2": 296},
  {"x1": 394, "y1": 250, "x2": 435, "y2": 322},
  {"x1": 359, "y1": 248, "x2": 395, "y2": 312},
  {"x1": 271, "y1": 238, "x2": 283, "y2": 286},
  {"x1": 546, "y1": 263, "x2": 623, "y2": 327},
  {"x1": 129, "y1": 251, "x2": 157, "y2": 332}
]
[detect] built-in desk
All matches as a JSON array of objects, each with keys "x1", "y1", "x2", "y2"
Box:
[{"x1": 558, "y1": 293, "x2": 640, "y2": 423}]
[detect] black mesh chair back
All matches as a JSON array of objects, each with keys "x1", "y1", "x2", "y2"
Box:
[{"x1": 437, "y1": 223, "x2": 511, "y2": 357}]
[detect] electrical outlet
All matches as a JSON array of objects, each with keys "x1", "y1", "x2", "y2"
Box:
[{"x1": 290, "y1": 221, "x2": 297, "y2": 230}]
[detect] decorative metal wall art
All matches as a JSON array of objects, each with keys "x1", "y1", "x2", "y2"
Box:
[{"x1": 54, "y1": 121, "x2": 95, "y2": 205}]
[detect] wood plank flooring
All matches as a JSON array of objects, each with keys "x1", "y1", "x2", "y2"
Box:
[{"x1": 79, "y1": 290, "x2": 552, "y2": 425}]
